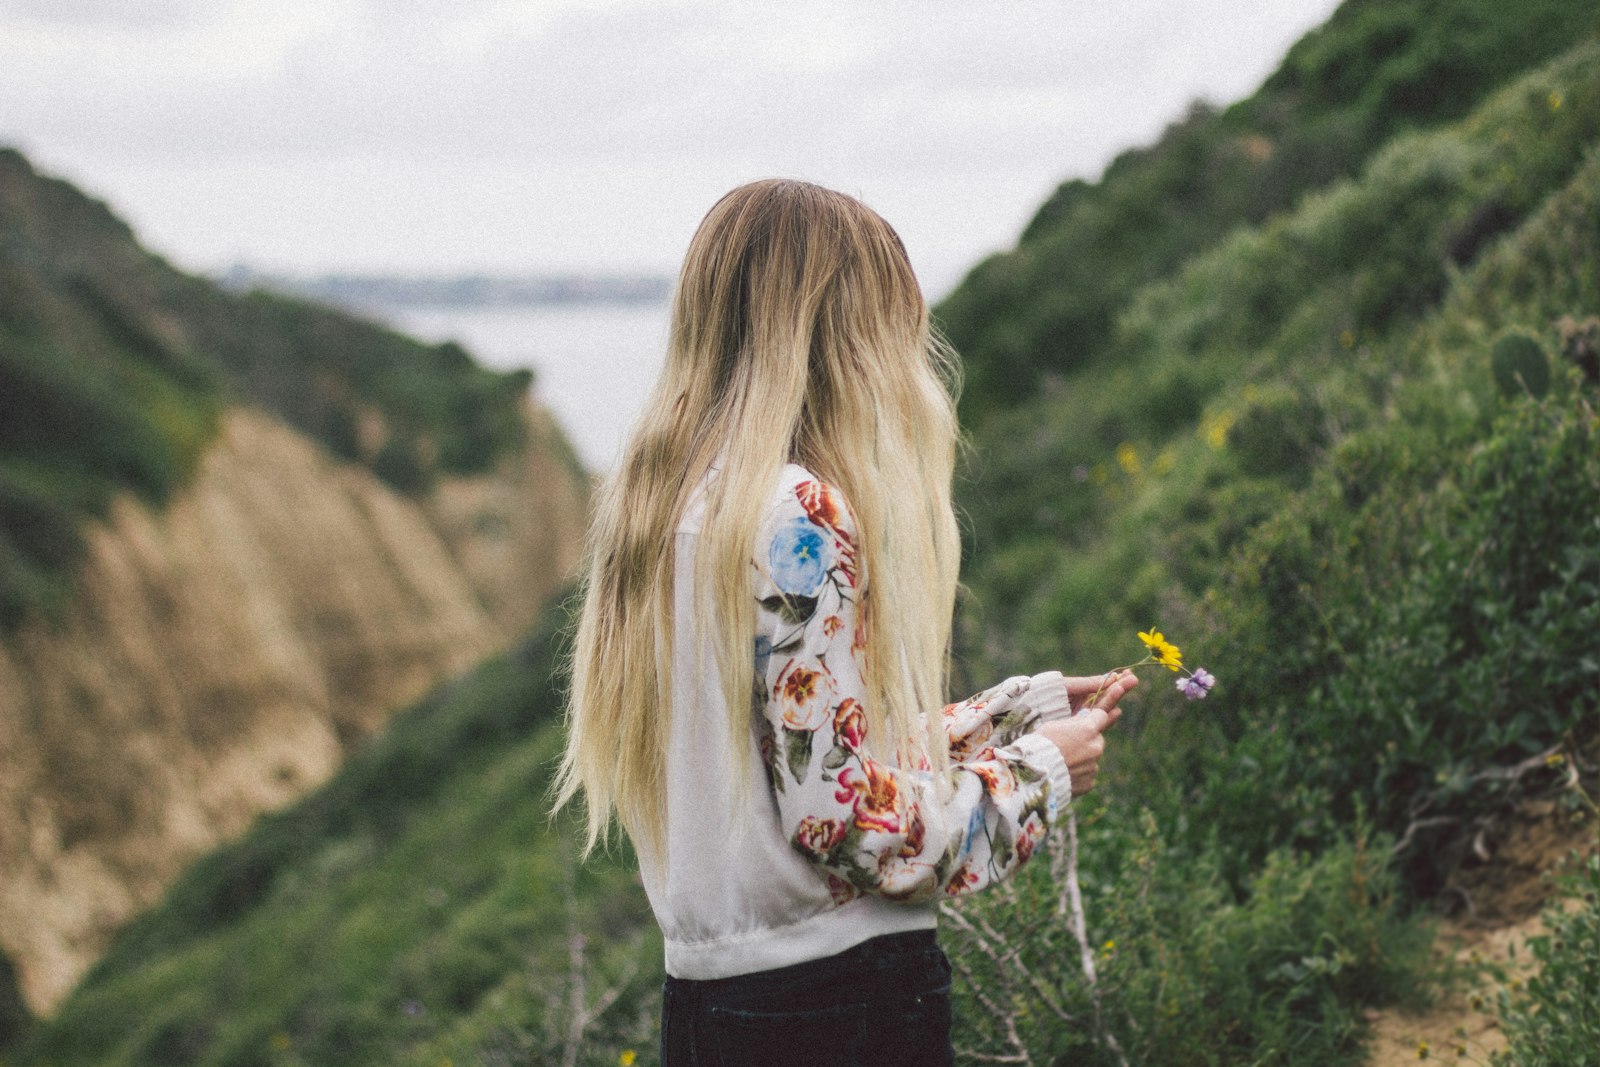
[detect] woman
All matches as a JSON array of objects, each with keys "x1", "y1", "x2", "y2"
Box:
[{"x1": 554, "y1": 179, "x2": 1136, "y2": 1066}]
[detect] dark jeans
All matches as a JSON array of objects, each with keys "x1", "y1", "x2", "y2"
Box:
[{"x1": 660, "y1": 930, "x2": 954, "y2": 1067}]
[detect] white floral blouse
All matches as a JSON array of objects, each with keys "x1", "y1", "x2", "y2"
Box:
[
  {"x1": 637, "y1": 463, "x2": 1073, "y2": 980},
  {"x1": 752, "y1": 472, "x2": 1073, "y2": 905}
]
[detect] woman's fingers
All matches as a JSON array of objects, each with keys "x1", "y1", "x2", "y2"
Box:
[
  {"x1": 1063, "y1": 674, "x2": 1114, "y2": 701},
  {"x1": 1096, "y1": 671, "x2": 1138, "y2": 710},
  {"x1": 1070, "y1": 705, "x2": 1111, "y2": 735},
  {"x1": 1040, "y1": 677, "x2": 1137, "y2": 796},
  {"x1": 1039, "y1": 710, "x2": 1111, "y2": 796},
  {"x1": 1064, "y1": 670, "x2": 1139, "y2": 711}
]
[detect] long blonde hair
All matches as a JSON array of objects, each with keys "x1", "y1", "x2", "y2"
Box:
[{"x1": 554, "y1": 179, "x2": 962, "y2": 856}]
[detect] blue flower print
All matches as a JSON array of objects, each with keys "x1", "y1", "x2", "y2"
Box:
[
  {"x1": 769, "y1": 515, "x2": 833, "y2": 596},
  {"x1": 754, "y1": 634, "x2": 772, "y2": 677},
  {"x1": 959, "y1": 804, "x2": 987, "y2": 862}
]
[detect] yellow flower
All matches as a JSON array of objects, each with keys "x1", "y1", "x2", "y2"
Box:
[
  {"x1": 1417, "y1": 1040, "x2": 1431, "y2": 1059},
  {"x1": 1202, "y1": 410, "x2": 1236, "y2": 450},
  {"x1": 620, "y1": 1052, "x2": 638, "y2": 1066},
  {"x1": 1139, "y1": 629, "x2": 1183, "y2": 671},
  {"x1": 1116, "y1": 443, "x2": 1141, "y2": 476}
]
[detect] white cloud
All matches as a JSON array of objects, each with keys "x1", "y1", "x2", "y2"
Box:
[
  {"x1": 0, "y1": 0, "x2": 1344, "y2": 291},
  {"x1": 1, "y1": 0, "x2": 216, "y2": 30}
]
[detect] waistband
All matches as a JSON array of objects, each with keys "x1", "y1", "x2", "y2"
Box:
[{"x1": 663, "y1": 929, "x2": 939, "y2": 995}]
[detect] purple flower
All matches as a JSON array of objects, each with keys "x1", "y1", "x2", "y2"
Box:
[{"x1": 1176, "y1": 668, "x2": 1215, "y2": 700}]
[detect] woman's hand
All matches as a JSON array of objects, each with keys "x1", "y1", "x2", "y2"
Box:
[{"x1": 1038, "y1": 671, "x2": 1137, "y2": 796}]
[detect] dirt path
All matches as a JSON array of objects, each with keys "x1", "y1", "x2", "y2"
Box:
[{"x1": 1363, "y1": 797, "x2": 1595, "y2": 1066}]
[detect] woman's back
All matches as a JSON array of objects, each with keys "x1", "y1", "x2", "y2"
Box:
[
  {"x1": 641, "y1": 463, "x2": 947, "y2": 980},
  {"x1": 555, "y1": 178, "x2": 1135, "y2": 1065}
]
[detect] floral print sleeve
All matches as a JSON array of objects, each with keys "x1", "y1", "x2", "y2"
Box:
[{"x1": 753, "y1": 474, "x2": 1075, "y2": 904}]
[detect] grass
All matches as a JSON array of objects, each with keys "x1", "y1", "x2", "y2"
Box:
[
  {"x1": 10, "y1": 4, "x2": 1600, "y2": 1065},
  {"x1": 0, "y1": 148, "x2": 540, "y2": 628},
  {"x1": 12, "y1": 603, "x2": 663, "y2": 1067}
]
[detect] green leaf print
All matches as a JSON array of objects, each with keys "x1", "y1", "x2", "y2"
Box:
[
  {"x1": 990, "y1": 819, "x2": 1015, "y2": 873},
  {"x1": 994, "y1": 708, "x2": 1035, "y2": 742},
  {"x1": 760, "y1": 593, "x2": 818, "y2": 626},
  {"x1": 783, "y1": 727, "x2": 813, "y2": 784}
]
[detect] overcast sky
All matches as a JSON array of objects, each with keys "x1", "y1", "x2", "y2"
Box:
[{"x1": 1, "y1": 0, "x2": 1343, "y2": 300}]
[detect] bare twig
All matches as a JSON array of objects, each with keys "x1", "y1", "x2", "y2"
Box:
[
  {"x1": 561, "y1": 862, "x2": 586, "y2": 1067},
  {"x1": 1470, "y1": 745, "x2": 1564, "y2": 784},
  {"x1": 952, "y1": 1048, "x2": 1034, "y2": 1065},
  {"x1": 1389, "y1": 815, "x2": 1460, "y2": 859},
  {"x1": 556, "y1": 844, "x2": 641, "y2": 1067},
  {"x1": 1049, "y1": 827, "x2": 1071, "y2": 918},
  {"x1": 1065, "y1": 813, "x2": 1130, "y2": 1067},
  {"x1": 1390, "y1": 742, "x2": 1569, "y2": 860},
  {"x1": 941, "y1": 932, "x2": 1034, "y2": 1067},
  {"x1": 943, "y1": 901, "x2": 1078, "y2": 1028}
]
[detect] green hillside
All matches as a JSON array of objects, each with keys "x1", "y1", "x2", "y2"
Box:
[
  {"x1": 10, "y1": 1, "x2": 1600, "y2": 1064},
  {"x1": 939, "y1": 0, "x2": 1600, "y2": 424},
  {"x1": 0, "y1": 149, "x2": 535, "y2": 626},
  {"x1": 10, "y1": 605, "x2": 662, "y2": 1067},
  {"x1": 936, "y1": 17, "x2": 1600, "y2": 1066}
]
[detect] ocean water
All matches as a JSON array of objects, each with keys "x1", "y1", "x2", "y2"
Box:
[{"x1": 381, "y1": 301, "x2": 672, "y2": 473}]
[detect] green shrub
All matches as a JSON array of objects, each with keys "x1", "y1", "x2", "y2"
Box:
[
  {"x1": 1492, "y1": 329, "x2": 1553, "y2": 398},
  {"x1": 939, "y1": 0, "x2": 1600, "y2": 425},
  {"x1": 1226, "y1": 384, "x2": 1329, "y2": 484},
  {"x1": 0, "y1": 148, "x2": 549, "y2": 626},
  {"x1": 945, "y1": 816, "x2": 1433, "y2": 1067},
  {"x1": 1176, "y1": 390, "x2": 1600, "y2": 889},
  {"x1": 18, "y1": 601, "x2": 665, "y2": 1067},
  {"x1": 1493, "y1": 851, "x2": 1600, "y2": 1067}
]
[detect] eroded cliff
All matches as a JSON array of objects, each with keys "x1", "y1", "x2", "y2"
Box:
[{"x1": 0, "y1": 405, "x2": 585, "y2": 1015}]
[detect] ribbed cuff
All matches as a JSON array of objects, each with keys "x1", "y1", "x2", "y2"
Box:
[
  {"x1": 1003, "y1": 731, "x2": 1073, "y2": 825},
  {"x1": 1027, "y1": 669, "x2": 1074, "y2": 723}
]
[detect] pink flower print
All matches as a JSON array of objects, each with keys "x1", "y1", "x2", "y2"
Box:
[
  {"x1": 795, "y1": 816, "x2": 846, "y2": 857},
  {"x1": 834, "y1": 761, "x2": 901, "y2": 833},
  {"x1": 897, "y1": 803, "x2": 926, "y2": 858},
  {"x1": 826, "y1": 874, "x2": 859, "y2": 905},
  {"x1": 833, "y1": 698, "x2": 867, "y2": 754},
  {"x1": 877, "y1": 853, "x2": 934, "y2": 901},
  {"x1": 945, "y1": 710, "x2": 994, "y2": 762},
  {"x1": 1015, "y1": 814, "x2": 1047, "y2": 865},
  {"x1": 795, "y1": 480, "x2": 845, "y2": 532},
  {"x1": 944, "y1": 860, "x2": 981, "y2": 897},
  {"x1": 970, "y1": 757, "x2": 1016, "y2": 798},
  {"x1": 775, "y1": 659, "x2": 835, "y2": 731}
]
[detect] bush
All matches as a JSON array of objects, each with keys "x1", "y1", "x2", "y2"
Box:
[
  {"x1": 944, "y1": 816, "x2": 1433, "y2": 1067},
  {"x1": 1180, "y1": 389, "x2": 1600, "y2": 888},
  {"x1": 1493, "y1": 851, "x2": 1600, "y2": 1067},
  {"x1": 939, "y1": 0, "x2": 1600, "y2": 426}
]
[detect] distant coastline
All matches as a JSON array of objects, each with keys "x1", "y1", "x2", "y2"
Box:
[{"x1": 218, "y1": 265, "x2": 672, "y2": 309}]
